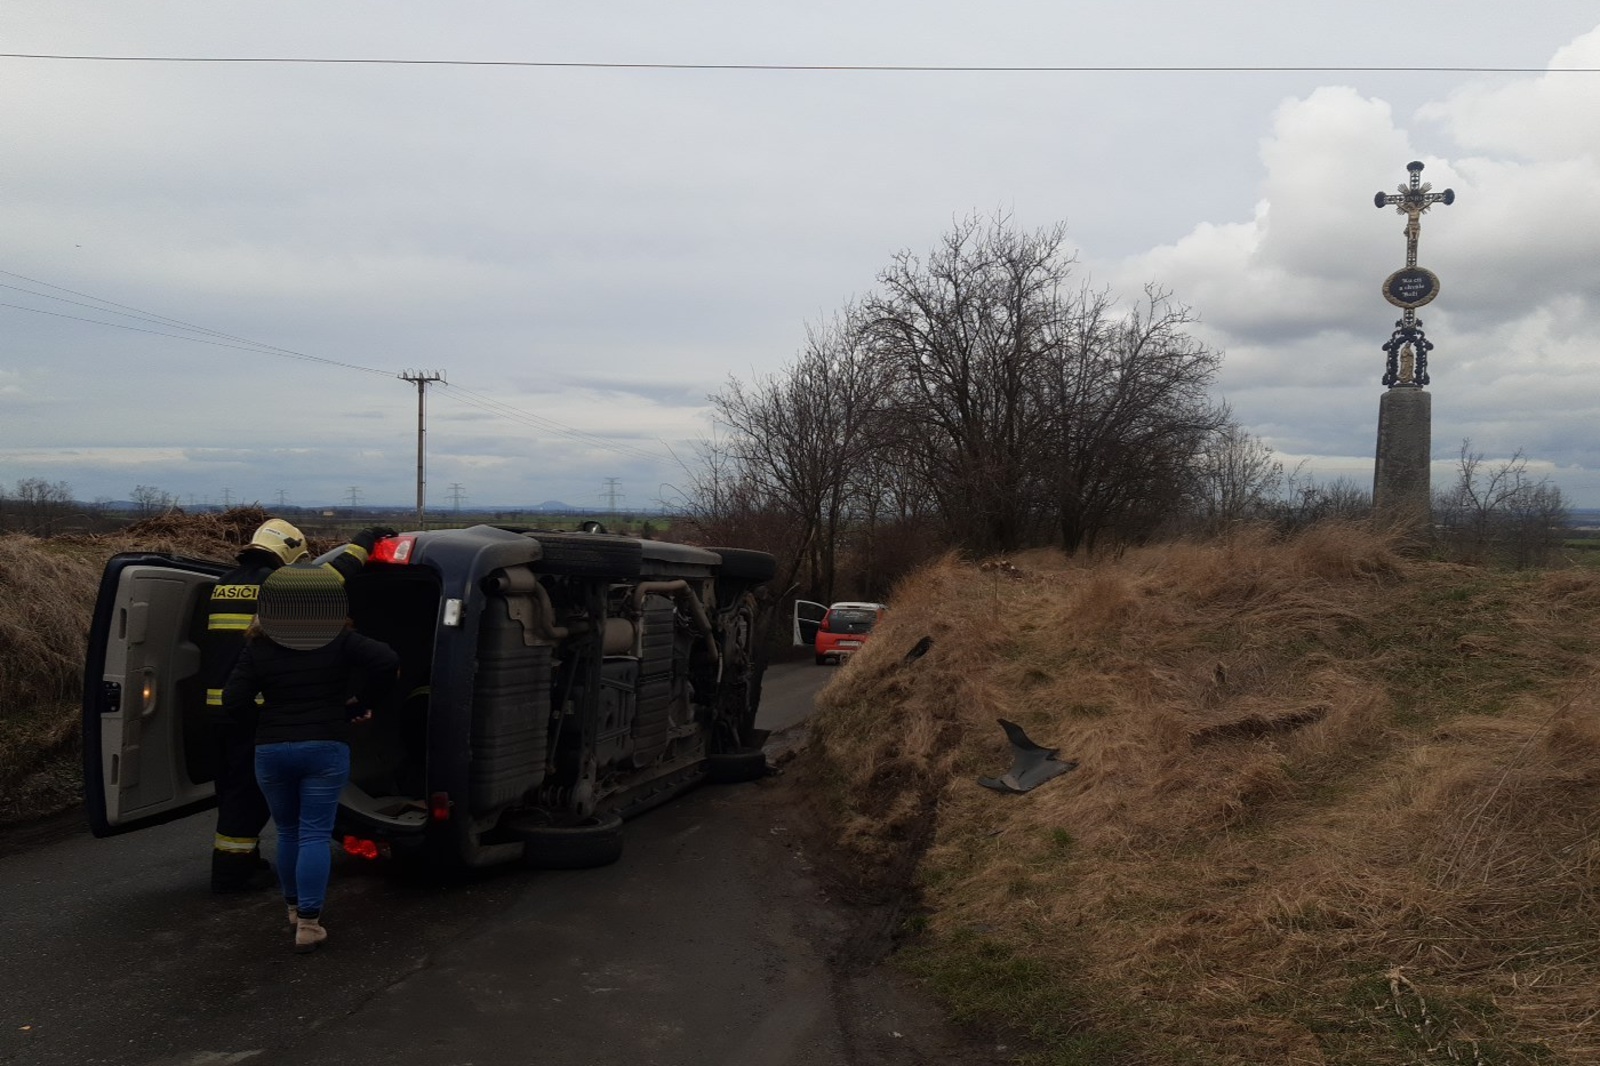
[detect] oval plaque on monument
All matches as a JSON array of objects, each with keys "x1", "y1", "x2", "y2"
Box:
[{"x1": 1382, "y1": 266, "x2": 1440, "y2": 309}]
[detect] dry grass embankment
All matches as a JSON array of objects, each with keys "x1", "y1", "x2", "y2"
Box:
[
  {"x1": 800, "y1": 523, "x2": 1600, "y2": 1065},
  {"x1": 0, "y1": 508, "x2": 316, "y2": 823}
]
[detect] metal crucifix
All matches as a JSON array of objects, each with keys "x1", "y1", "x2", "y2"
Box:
[{"x1": 1374, "y1": 161, "x2": 1455, "y2": 388}]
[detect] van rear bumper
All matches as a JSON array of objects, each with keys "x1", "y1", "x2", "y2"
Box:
[{"x1": 336, "y1": 788, "x2": 430, "y2": 845}]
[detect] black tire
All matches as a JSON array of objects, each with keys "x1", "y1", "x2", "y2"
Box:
[
  {"x1": 707, "y1": 747, "x2": 769, "y2": 784},
  {"x1": 518, "y1": 812, "x2": 624, "y2": 869},
  {"x1": 706, "y1": 547, "x2": 777, "y2": 583},
  {"x1": 528, "y1": 533, "x2": 642, "y2": 579},
  {"x1": 815, "y1": 654, "x2": 828, "y2": 666}
]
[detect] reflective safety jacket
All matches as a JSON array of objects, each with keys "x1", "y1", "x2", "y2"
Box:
[{"x1": 202, "y1": 542, "x2": 370, "y2": 718}]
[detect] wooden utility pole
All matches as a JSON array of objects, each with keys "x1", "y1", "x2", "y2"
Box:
[{"x1": 399, "y1": 370, "x2": 445, "y2": 530}]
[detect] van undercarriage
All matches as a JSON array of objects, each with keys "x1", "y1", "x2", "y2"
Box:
[
  {"x1": 338, "y1": 528, "x2": 775, "y2": 868},
  {"x1": 83, "y1": 525, "x2": 777, "y2": 873}
]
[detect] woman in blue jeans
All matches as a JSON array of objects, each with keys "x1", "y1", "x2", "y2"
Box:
[{"x1": 222, "y1": 564, "x2": 397, "y2": 953}]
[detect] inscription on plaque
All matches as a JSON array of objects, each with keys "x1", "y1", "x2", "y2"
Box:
[{"x1": 1382, "y1": 267, "x2": 1440, "y2": 309}]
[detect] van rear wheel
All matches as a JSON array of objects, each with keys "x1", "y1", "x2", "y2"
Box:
[
  {"x1": 516, "y1": 812, "x2": 624, "y2": 869},
  {"x1": 706, "y1": 547, "x2": 777, "y2": 583},
  {"x1": 707, "y1": 747, "x2": 769, "y2": 784}
]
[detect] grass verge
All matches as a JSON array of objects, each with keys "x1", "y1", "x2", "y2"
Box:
[{"x1": 799, "y1": 523, "x2": 1600, "y2": 1064}]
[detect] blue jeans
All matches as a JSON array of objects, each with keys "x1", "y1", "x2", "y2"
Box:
[{"x1": 254, "y1": 741, "x2": 349, "y2": 918}]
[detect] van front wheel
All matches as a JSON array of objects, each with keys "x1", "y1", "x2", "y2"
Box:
[{"x1": 517, "y1": 812, "x2": 624, "y2": 869}]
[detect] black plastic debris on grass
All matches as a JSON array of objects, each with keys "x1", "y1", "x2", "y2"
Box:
[
  {"x1": 903, "y1": 636, "x2": 934, "y2": 663},
  {"x1": 978, "y1": 718, "x2": 1078, "y2": 794}
]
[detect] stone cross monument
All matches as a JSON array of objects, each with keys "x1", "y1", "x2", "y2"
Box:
[{"x1": 1371, "y1": 160, "x2": 1455, "y2": 525}]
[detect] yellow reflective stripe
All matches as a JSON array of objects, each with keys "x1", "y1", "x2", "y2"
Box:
[
  {"x1": 213, "y1": 834, "x2": 258, "y2": 853},
  {"x1": 407, "y1": 685, "x2": 431, "y2": 699},
  {"x1": 208, "y1": 614, "x2": 253, "y2": 631},
  {"x1": 206, "y1": 688, "x2": 222, "y2": 706}
]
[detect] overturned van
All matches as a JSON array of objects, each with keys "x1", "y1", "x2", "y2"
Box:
[{"x1": 83, "y1": 525, "x2": 777, "y2": 870}]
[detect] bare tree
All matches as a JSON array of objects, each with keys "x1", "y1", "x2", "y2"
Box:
[
  {"x1": 705, "y1": 314, "x2": 891, "y2": 601},
  {"x1": 131, "y1": 484, "x2": 178, "y2": 518},
  {"x1": 677, "y1": 432, "x2": 776, "y2": 548},
  {"x1": 11, "y1": 478, "x2": 75, "y2": 534},
  {"x1": 1435, "y1": 440, "x2": 1568, "y2": 567},
  {"x1": 1502, "y1": 480, "x2": 1569, "y2": 569},
  {"x1": 1276, "y1": 468, "x2": 1371, "y2": 530},
  {"x1": 679, "y1": 434, "x2": 806, "y2": 585},
  {"x1": 696, "y1": 213, "x2": 1230, "y2": 571},
  {"x1": 1043, "y1": 286, "x2": 1225, "y2": 551},
  {"x1": 1192, "y1": 417, "x2": 1284, "y2": 531},
  {"x1": 859, "y1": 214, "x2": 1068, "y2": 553}
]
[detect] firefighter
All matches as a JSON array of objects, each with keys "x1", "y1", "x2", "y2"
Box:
[{"x1": 202, "y1": 518, "x2": 395, "y2": 893}]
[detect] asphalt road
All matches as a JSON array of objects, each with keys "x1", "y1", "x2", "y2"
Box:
[{"x1": 0, "y1": 662, "x2": 994, "y2": 1066}]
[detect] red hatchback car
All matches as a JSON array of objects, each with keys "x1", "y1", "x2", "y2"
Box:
[{"x1": 794, "y1": 600, "x2": 889, "y2": 665}]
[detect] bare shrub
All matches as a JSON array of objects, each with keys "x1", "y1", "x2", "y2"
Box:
[{"x1": 1436, "y1": 439, "x2": 1570, "y2": 569}]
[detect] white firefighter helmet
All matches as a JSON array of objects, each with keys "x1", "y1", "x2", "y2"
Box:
[{"x1": 244, "y1": 519, "x2": 309, "y2": 565}]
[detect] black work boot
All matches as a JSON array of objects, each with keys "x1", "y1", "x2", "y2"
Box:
[{"x1": 211, "y1": 849, "x2": 276, "y2": 894}]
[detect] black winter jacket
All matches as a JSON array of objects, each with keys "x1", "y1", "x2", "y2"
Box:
[
  {"x1": 222, "y1": 629, "x2": 399, "y2": 745},
  {"x1": 201, "y1": 542, "x2": 373, "y2": 721}
]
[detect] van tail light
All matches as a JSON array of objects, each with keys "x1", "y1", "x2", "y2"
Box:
[
  {"x1": 370, "y1": 535, "x2": 417, "y2": 565},
  {"x1": 139, "y1": 668, "x2": 158, "y2": 716},
  {"x1": 430, "y1": 792, "x2": 452, "y2": 822},
  {"x1": 342, "y1": 835, "x2": 387, "y2": 860}
]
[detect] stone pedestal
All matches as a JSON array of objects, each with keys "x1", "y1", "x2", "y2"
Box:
[{"x1": 1373, "y1": 385, "x2": 1432, "y2": 527}]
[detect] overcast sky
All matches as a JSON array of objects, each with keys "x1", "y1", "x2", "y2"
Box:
[{"x1": 4, "y1": 2, "x2": 1600, "y2": 515}]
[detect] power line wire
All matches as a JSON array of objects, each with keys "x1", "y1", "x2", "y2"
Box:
[
  {"x1": 2, "y1": 268, "x2": 267, "y2": 338},
  {"x1": 0, "y1": 269, "x2": 392, "y2": 376},
  {"x1": 1, "y1": 268, "x2": 678, "y2": 465},
  {"x1": 1, "y1": 269, "x2": 335, "y2": 350},
  {"x1": 0, "y1": 280, "x2": 230, "y2": 334},
  {"x1": 2, "y1": 53, "x2": 1597, "y2": 73},
  {"x1": 0, "y1": 282, "x2": 386, "y2": 374},
  {"x1": 0, "y1": 299, "x2": 393, "y2": 367}
]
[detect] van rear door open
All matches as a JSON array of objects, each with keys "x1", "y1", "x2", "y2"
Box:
[{"x1": 83, "y1": 554, "x2": 227, "y2": 836}]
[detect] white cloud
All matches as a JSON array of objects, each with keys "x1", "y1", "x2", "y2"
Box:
[
  {"x1": 5, "y1": 4, "x2": 1600, "y2": 508},
  {"x1": 1112, "y1": 47, "x2": 1600, "y2": 506},
  {"x1": 1417, "y1": 27, "x2": 1600, "y2": 161}
]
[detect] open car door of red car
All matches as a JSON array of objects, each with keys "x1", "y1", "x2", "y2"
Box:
[{"x1": 791, "y1": 599, "x2": 826, "y2": 647}]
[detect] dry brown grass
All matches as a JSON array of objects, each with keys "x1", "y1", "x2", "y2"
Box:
[
  {"x1": 801, "y1": 523, "x2": 1600, "y2": 1064},
  {"x1": 0, "y1": 508, "x2": 342, "y2": 823}
]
